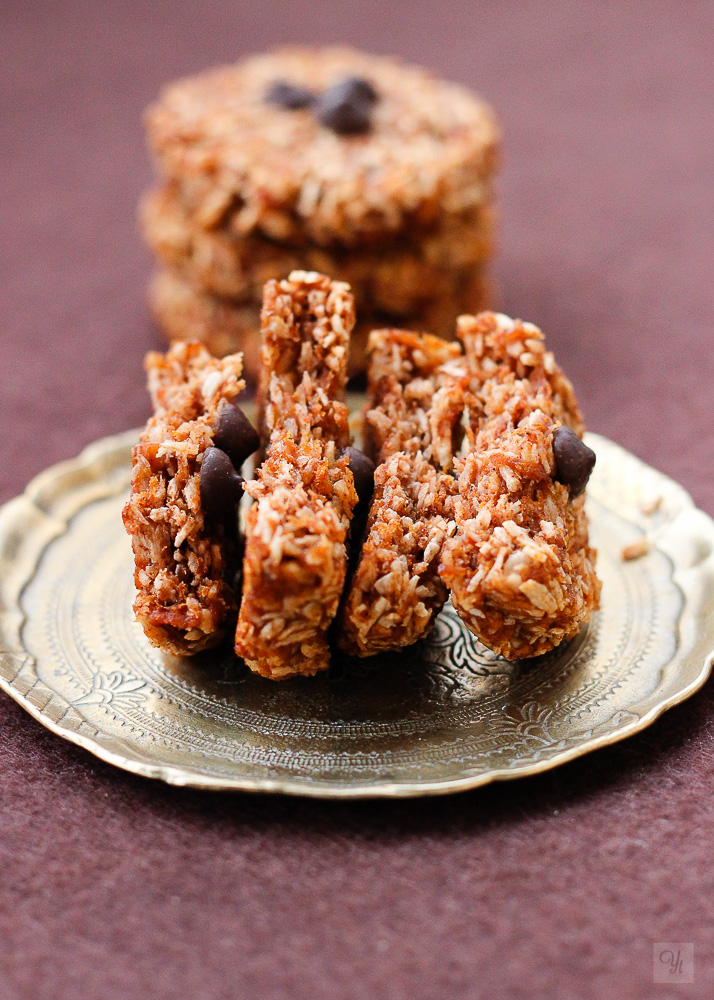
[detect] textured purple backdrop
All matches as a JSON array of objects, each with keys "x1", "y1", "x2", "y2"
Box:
[{"x1": 1, "y1": 2, "x2": 713, "y2": 997}]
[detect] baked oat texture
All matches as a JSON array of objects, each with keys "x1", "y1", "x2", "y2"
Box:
[
  {"x1": 149, "y1": 268, "x2": 263, "y2": 378},
  {"x1": 146, "y1": 46, "x2": 498, "y2": 247},
  {"x1": 234, "y1": 271, "x2": 358, "y2": 679},
  {"x1": 143, "y1": 47, "x2": 498, "y2": 378},
  {"x1": 148, "y1": 263, "x2": 491, "y2": 381},
  {"x1": 439, "y1": 312, "x2": 601, "y2": 660},
  {"x1": 142, "y1": 182, "x2": 494, "y2": 311},
  {"x1": 122, "y1": 341, "x2": 245, "y2": 655},
  {"x1": 338, "y1": 329, "x2": 467, "y2": 657}
]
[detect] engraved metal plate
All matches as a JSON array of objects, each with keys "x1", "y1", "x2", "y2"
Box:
[{"x1": 1, "y1": 429, "x2": 713, "y2": 797}]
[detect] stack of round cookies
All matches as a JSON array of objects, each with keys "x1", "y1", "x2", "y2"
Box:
[{"x1": 142, "y1": 47, "x2": 499, "y2": 378}]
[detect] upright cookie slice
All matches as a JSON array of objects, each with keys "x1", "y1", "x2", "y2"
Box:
[
  {"x1": 235, "y1": 271, "x2": 358, "y2": 679},
  {"x1": 338, "y1": 329, "x2": 466, "y2": 657},
  {"x1": 123, "y1": 342, "x2": 252, "y2": 655},
  {"x1": 439, "y1": 312, "x2": 601, "y2": 659}
]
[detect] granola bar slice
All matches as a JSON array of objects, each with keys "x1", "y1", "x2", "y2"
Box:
[
  {"x1": 122, "y1": 342, "x2": 246, "y2": 655},
  {"x1": 439, "y1": 312, "x2": 601, "y2": 660},
  {"x1": 337, "y1": 329, "x2": 467, "y2": 657},
  {"x1": 234, "y1": 271, "x2": 358, "y2": 679}
]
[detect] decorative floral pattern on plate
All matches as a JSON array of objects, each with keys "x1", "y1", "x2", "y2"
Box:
[{"x1": 0, "y1": 427, "x2": 713, "y2": 797}]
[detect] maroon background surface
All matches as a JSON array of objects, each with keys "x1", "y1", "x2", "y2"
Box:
[{"x1": 2, "y1": 2, "x2": 713, "y2": 997}]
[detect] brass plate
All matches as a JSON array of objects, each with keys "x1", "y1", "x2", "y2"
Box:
[{"x1": 1, "y1": 429, "x2": 713, "y2": 798}]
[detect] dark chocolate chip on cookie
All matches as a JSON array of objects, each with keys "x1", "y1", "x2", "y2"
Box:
[
  {"x1": 200, "y1": 447, "x2": 245, "y2": 516},
  {"x1": 214, "y1": 402, "x2": 260, "y2": 467},
  {"x1": 265, "y1": 80, "x2": 315, "y2": 110},
  {"x1": 315, "y1": 78, "x2": 376, "y2": 134},
  {"x1": 552, "y1": 426, "x2": 596, "y2": 498},
  {"x1": 345, "y1": 446, "x2": 376, "y2": 503},
  {"x1": 336, "y1": 76, "x2": 378, "y2": 104}
]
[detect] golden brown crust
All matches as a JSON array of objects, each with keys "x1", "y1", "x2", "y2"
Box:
[
  {"x1": 122, "y1": 342, "x2": 245, "y2": 655},
  {"x1": 338, "y1": 329, "x2": 466, "y2": 657},
  {"x1": 439, "y1": 312, "x2": 600, "y2": 660},
  {"x1": 362, "y1": 328, "x2": 466, "y2": 466},
  {"x1": 234, "y1": 272, "x2": 358, "y2": 678}
]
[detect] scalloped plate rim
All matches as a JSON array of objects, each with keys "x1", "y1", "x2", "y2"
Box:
[{"x1": 0, "y1": 427, "x2": 712, "y2": 798}]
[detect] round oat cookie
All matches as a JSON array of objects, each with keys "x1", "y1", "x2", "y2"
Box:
[
  {"x1": 142, "y1": 183, "x2": 494, "y2": 310},
  {"x1": 146, "y1": 47, "x2": 499, "y2": 247}
]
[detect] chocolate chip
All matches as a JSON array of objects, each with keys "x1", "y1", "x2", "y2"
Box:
[
  {"x1": 199, "y1": 447, "x2": 244, "y2": 518},
  {"x1": 345, "y1": 446, "x2": 376, "y2": 503},
  {"x1": 315, "y1": 80, "x2": 373, "y2": 134},
  {"x1": 337, "y1": 76, "x2": 378, "y2": 105},
  {"x1": 214, "y1": 402, "x2": 260, "y2": 467},
  {"x1": 265, "y1": 80, "x2": 315, "y2": 110},
  {"x1": 552, "y1": 426, "x2": 596, "y2": 498}
]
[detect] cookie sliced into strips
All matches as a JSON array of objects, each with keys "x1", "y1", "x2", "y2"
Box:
[
  {"x1": 338, "y1": 328, "x2": 467, "y2": 657},
  {"x1": 123, "y1": 342, "x2": 249, "y2": 655},
  {"x1": 235, "y1": 271, "x2": 358, "y2": 679},
  {"x1": 439, "y1": 312, "x2": 601, "y2": 660}
]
